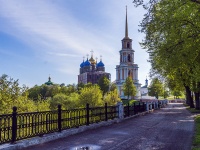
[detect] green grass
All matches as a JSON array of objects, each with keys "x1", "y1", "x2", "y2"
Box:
[
  {"x1": 186, "y1": 105, "x2": 200, "y2": 150},
  {"x1": 185, "y1": 104, "x2": 200, "y2": 113},
  {"x1": 187, "y1": 108, "x2": 200, "y2": 114},
  {"x1": 192, "y1": 115, "x2": 200, "y2": 150}
]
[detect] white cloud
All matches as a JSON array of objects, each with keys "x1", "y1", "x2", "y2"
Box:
[{"x1": 0, "y1": 0, "x2": 150, "y2": 86}]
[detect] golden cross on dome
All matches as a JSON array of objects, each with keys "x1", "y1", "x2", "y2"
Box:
[
  {"x1": 90, "y1": 50, "x2": 94, "y2": 57},
  {"x1": 100, "y1": 55, "x2": 102, "y2": 61}
]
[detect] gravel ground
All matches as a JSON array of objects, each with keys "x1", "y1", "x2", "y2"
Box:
[{"x1": 23, "y1": 103, "x2": 194, "y2": 150}]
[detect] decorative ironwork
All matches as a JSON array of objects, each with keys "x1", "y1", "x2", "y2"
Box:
[
  {"x1": 0, "y1": 101, "x2": 166, "y2": 145},
  {"x1": 0, "y1": 103, "x2": 118, "y2": 145}
]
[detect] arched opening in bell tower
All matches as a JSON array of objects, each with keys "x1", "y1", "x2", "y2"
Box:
[{"x1": 128, "y1": 54, "x2": 131, "y2": 62}]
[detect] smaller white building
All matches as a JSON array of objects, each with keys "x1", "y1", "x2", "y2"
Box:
[{"x1": 140, "y1": 78, "x2": 149, "y2": 97}]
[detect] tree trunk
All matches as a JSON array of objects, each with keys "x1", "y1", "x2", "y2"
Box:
[
  {"x1": 185, "y1": 85, "x2": 194, "y2": 108},
  {"x1": 195, "y1": 92, "x2": 200, "y2": 110},
  {"x1": 195, "y1": 82, "x2": 200, "y2": 110}
]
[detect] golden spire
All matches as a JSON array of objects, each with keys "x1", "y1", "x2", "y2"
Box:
[{"x1": 125, "y1": 6, "x2": 129, "y2": 38}]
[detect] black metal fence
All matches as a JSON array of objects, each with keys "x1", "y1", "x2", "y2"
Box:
[
  {"x1": 124, "y1": 102, "x2": 146, "y2": 118},
  {"x1": 0, "y1": 101, "x2": 166, "y2": 145},
  {"x1": 0, "y1": 103, "x2": 118, "y2": 145}
]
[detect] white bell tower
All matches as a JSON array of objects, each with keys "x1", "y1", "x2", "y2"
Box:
[{"x1": 116, "y1": 6, "x2": 141, "y2": 99}]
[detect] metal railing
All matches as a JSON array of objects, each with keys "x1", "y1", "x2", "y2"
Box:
[
  {"x1": 0, "y1": 101, "x2": 167, "y2": 145},
  {"x1": 124, "y1": 102, "x2": 146, "y2": 118},
  {"x1": 0, "y1": 103, "x2": 118, "y2": 145}
]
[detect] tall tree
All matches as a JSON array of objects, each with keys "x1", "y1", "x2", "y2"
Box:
[
  {"x1": 122, "y1": 77, "x2": 137, "y2": 100},
  {"x1": 98, "y1": 76, "x2": 110, "y2": 96},
  {"x1": 79, "y1": 84, "x2": 103, "y2": 107},
  {"x1": 133, "y1": 0, "x2": 200, "y2": 108},
  {"x1": 110, "y1": 83, "x2": 117, "y2": 91},
  {"x1": 148, "y1": 78, "x2": 163, "y2": 99},
  {"x1": 103, "y1": 89, "x2": 121, "y2": 105}
]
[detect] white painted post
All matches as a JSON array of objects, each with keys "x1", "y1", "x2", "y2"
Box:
[
  {"x1": 150, "y1": 102, "x2": 152, "y2": 110},
  {"x1": 117, "y1": 102, "x2": 124, "y2": 119},
  {"x1": 146, "y1": 102, "x2": 149, "y2": 111},
  {"x1": 156, "y1": 102, "x2": 158, "y2": 109}
]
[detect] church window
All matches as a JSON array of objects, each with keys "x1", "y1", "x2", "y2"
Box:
[{"x1": 127, "y1": 42, "x2": 130, "y2": 48}]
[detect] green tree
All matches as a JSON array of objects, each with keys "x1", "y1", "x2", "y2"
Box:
[
  {"x1": 0, "y1": 74, "x2": 50, "y2": 114},
  {"x1": 50, "y1": 93, "x2": 79, "y2": 110},
  {"x1": 133, "y1": 0, "x2": 200, "y2": 108},
  {"x1": 110, "y1": 83, "x2": 117, "y2": 91},
  {"x1": 98, "y1": 76, "x2": 110, "y2": 96},
  {"x1": 148, "y1": 78, "x2": 163, "y2": 99},
  {"x1": 28, "y1": 85, "x2": 41, "y2": 100},
  {"x1": 0, "y1": 74, "x2": 21, "y2": 113},
  {"x1": 79, "y1": 84, "x2": 103, "y2": 107},
  {"x1": 104, "y1": 89, "x2": 121, "y2": 105},
  {"x1": 77, "y1": 82, "x2": 85, "y2": 93},
  {"x1": 122, "y1": 77, "x2": 137, "y2": 100}
]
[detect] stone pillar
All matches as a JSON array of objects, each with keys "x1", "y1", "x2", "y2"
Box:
[
  {"x1": 117, "y1": 102, "x2": 124, "y2": 119},
  {"x1": 146, "y1": 102, "x2": 149, "y2": 111},
  {"x1": 116, "y1": 70, "x2": 118, "y2": 80},
  {"x1": 155, "y1": 102, "x2": 158, "y2": 109},
  {"x1": 120, "y1": 69, "x2": 122, "y2": 80},
  {"x1": 150, "y1": 102, "x2": 152, "y2": 110}
]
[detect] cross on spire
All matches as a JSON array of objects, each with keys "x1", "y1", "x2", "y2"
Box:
[
  {"x1": 86, "y1": 54, "x2": 89, "y2": 59},
  {"x1": 90, "y1": 50, "x2": 94, "y2": 57}
]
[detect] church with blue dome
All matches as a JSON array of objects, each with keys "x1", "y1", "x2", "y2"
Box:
[{"x1": 78, "y1": 52, "x2": 110, "y2": 84}]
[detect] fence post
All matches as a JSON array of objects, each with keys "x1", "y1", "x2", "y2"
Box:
[
  {"x1": 146, "y1": 102, "x2": 149, "y2": 111},
  {"x1": 58, "y1": 105, "x2": 62, "y2": 132},
  {"x1": 127, "y1": 102, "x2": 130, "y2": 117},
  {"x1": 105, "y1": 103, "x2": 108, "y2": 121},
  {"x1": 117, "y1": 102, "x2": 124, "y2": 119},
  {"x1": 86, "y1": 103, "x2": 90, "y2": 126},
  {"x1": 11, "y1": 106, "x2": 17, "y2": 144}
]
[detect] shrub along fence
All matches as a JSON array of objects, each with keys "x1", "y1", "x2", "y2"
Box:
[{"x1": 0, "y1": 100, "x2": 168, "y2": 145}]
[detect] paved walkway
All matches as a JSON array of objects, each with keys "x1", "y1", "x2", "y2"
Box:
[{"x1": 24, "y1": 103, "x2": 194, "y2": 150}]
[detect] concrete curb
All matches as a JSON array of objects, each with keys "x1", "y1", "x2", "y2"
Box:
[{"x1": 0, "y1": 110, "x2": 156, "y2": 150}]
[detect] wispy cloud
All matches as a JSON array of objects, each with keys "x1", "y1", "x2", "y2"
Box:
[{"x1": 0, "y1": 0, "x2": 150, "y2": 85}]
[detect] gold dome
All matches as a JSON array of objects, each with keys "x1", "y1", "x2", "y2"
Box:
[{"x1": 89, "y1": 56, "x2": 96, "y2": 64}]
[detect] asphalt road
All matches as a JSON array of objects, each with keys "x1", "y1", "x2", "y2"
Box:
[{"x1": 24, "y1": 103, "x2": 194, "y2": 150}]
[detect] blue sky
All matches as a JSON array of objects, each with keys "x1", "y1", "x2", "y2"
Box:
[{"x1": 0, "y1": 0, "x2": 150, "y2": 87}]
